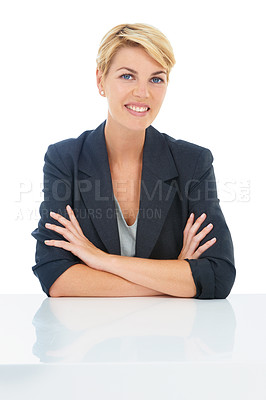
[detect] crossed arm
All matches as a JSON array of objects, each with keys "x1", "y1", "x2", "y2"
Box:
[{"x1": 45, "y1": 206, "x2": 216, "y2": 298}]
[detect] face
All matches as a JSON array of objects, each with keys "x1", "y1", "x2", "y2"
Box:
[{"x1": 97, "y1": 46, "x2": 168, "y2": 133}]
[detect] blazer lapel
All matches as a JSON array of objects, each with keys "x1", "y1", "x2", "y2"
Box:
[
  {"x1": 135, "y1": 125, "x2": 179, "y2": 258},
  {"x1": 78, "y1": 121, "x2": 121, "y2": 255},
  {"x1": 78, "y1": 121, "x2": 179, "y2": 258}
]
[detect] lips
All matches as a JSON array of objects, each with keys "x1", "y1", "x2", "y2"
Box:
[{"x1": 125, "y1": 103, "x2": 150, "y2": 115}]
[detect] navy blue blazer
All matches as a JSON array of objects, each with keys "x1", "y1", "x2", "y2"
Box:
[{"x1": 32, "y1": 120, "x2": 235, "y2": 298}]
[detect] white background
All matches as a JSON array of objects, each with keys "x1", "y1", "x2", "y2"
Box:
[{"x1": 0, "y1": 0, "x2": 265, "y2": 294}]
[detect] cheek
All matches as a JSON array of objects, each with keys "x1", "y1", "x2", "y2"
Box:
[
  {"x1": 107, "y1": 85, "x2": 127, "y2": 106},
  {"x1": 159, "y1": 86, "x2": 167, "y2": 100},
  {"x1": 152, "y1": 89, "x2": 167, "y2": 108}
]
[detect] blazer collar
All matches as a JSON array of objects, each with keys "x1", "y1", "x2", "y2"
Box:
[
  {"x1": 79, "y1": 120, "x2": 178, "y2": 181},
  {"x1": 78, "y1": 120, "x2": 179, "y2": 258}
]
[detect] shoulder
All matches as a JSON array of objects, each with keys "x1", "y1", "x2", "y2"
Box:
[
  {"x1": 165, "y1": 132, "x2": 212, "y2": 159},
  {"x1": 153, "y1": 127, "x2": 213, "y2": 165},
  {"x1": 149, "y1": 126, "x2": 215, "y2": 181},
  {"x1": 44, "y1": 129, "x2": 93, "y2": 173},
  {"x1": 46, "y1": 129, "x2": 92, "y2": 157}
]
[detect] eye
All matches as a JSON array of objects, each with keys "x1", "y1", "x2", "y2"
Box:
[
  {"x1": 151, "y1": 77, "x2": 164, "y2": 84},
  {"x1": 121, "y1": 74, "x2": 133, "y2": 80}
]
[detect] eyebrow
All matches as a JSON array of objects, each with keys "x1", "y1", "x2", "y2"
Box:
[{"x1": 116, "y1": 67, "x2": 167, "y2": 76}]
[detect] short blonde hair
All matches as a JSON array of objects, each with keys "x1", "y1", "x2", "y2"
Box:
[{"x1": 96, "y1": 23, "x2": 176, "y2": 83}]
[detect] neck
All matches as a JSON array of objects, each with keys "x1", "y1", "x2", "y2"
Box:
[{"x1": 104, "y1": 117, "x2": 146, "y2": 167}]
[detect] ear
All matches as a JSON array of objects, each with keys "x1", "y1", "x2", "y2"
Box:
[{"x1": 96, "y1": 68, "x2": 104, "y2": 93}]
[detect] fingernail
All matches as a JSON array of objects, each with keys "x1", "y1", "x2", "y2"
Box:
[
  {"x1": 207, "y1": 223, "x2": 213, "y2": 228},
  {"x1": 211, "y1": 237, "x2": 216, "y2": 242},
  {"x1": 200, "y1": 213, "x2": 206, "y2": 218},
  {"x1": 50, "y1": 211, "x2": 56, "y2": 216},
  {"x1": 45, "y1": 223, "x2": 51, "y2": 227},
  {"x1": 190, "y1": 213, "x2": 194, "y2": 218}
]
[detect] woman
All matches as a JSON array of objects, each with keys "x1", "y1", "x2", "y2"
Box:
[{"x1": 32, "y1": 23, "x2": 235, "y2": 299}]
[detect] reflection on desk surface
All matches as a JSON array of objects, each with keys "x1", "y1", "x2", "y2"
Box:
[{"x1": 32, "y1": 297, "x2": 236, "y2": 363}]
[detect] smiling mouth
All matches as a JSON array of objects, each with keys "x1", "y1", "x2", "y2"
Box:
[{"x1": 125, "y1": 105, "x2": 150, "y2": 113}]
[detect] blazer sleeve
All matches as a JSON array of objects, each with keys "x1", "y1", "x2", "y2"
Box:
[
  {"x1": 31, "y1": 144, "x2": 81, "y2": 296},
  {"x1": 185, "y1": 148, "x2": 236, "y2": 299}
]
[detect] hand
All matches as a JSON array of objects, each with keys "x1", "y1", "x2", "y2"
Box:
[
  {"x1": 178, "y1": 213, "x2": 216, "y2": 260},
  {"x1": 44, "y1": 205, "x2": 109, "y2": 270}
]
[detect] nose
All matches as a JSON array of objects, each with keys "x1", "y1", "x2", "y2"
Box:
[{"x1": 132, "y1": 81, "x2": 149, "y2": 99}]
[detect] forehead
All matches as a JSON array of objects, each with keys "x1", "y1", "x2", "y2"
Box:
[{"x1": 109, "y1": 46, "x2": 165, "y2": 72}]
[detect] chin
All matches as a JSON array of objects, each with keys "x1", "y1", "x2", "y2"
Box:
[
  {"x1": 125, "y1": 116, "x2": 154, "y2": 132},
  {"x1": 108, "y1": 110, "x2": 154, "y2": 133}
]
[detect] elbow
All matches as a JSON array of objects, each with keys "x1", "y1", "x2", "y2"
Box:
[
  {"x1": 190, "y1": 258, "x2": 236, "y2": 300},
  {"x1": 182, "y1": 283, "x2": 197, "y2": 298},
  {"x1": 49, "y1": 289, "x2": 60, "y2": 298},
  {"x1": 173, "y1": 287, "x2": 197, "y2": 299},
  {"x1": 49, "y1": 286, "x2": 60, "y2": 298},
  {"x1": 48, "y1": 265, "x2": 79, "y2": 297},
  {"x1": 34, "y1": 261, "x2": 81, "y2": 297},
  {"x1": 49, "y1": 279, "x2": 64, "y2": 297},
  {"x1": 213, "y1": 261, "x2": 236, "y2": 299},
  {"x1": 214, "y1": 289, "x2": 232, "y2": 300}
]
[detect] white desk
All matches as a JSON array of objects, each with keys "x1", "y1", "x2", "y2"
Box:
[{"x1": 0, "y1": 294, "x2": 265, "y2": 399}]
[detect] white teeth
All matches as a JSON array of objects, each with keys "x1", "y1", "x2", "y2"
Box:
[{"x1": 126, "y1": 105, "x2": 149, "y2": 112}]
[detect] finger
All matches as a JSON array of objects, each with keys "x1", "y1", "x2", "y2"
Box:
[
  {"x1": 183, "y1": 213, "x2": 195, "y2": 239},
  {"x1": 193, "y1": 223, "x2": 214, "y2": 244},
  {"x1": 45, "y1": 223, "x2": 77, "y2": 243},
  {"x1": 50, "y1": 211, "x2": 71, "y2": 227},
  {"x1": 187, "y1": 213, "x2": 207, "y2": 239},
  {"x1": 185, "y1": 219, "x2": 213, "y2": 257},
  {"x1": 50, "y1": 211, "x2": 79, "y2": 238},
  {"x1": 192, "y1": 237, "x2": 217, "y2": 259},
  {"x1": 182, "y1": 213, "x2": 207, "y2": 256},
  {"x1": 180, "y1": 214, "x2": 196, "y2": 258},
  {"x1": 44, "y1": 239, "x2": 73, "y2": 252},
  {"x1": 66, "y1": 205, "x2": 84, "y2": 236}
]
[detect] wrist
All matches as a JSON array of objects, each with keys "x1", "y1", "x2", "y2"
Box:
[
  {"x1": 84, "y1": 247, "x2": 114, "y2": 272},
  {"x1": 103, "y1": 253, "x2": 120, "y2": 274}
]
